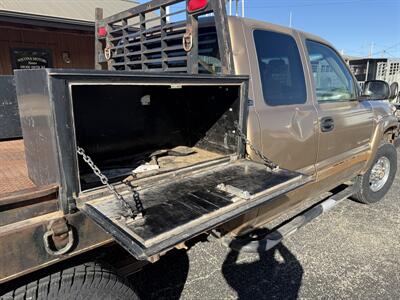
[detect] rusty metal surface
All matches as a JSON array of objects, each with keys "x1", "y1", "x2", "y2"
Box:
[
  {"x1": 0, "y1": 145, "x2": 108, "y2": 281},
  {"x1": 0, "y1": 184, "x2": 58, "y2": 207},
  {"x1": 0, "y1": 140, "x2": 35, "y2": 196},
  {"x1": 0, "y1": 211, "x2": 113, "y2": 284},
  {"x1": 0, "y1": 199, "x2": 58, "y2": 226}
]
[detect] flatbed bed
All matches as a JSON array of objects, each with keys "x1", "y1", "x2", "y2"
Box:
[{"x1": 0, "y1": 139, "x2": 35, "y2": 196}]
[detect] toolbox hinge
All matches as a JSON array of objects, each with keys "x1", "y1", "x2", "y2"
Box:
[{"x1": 216, "y1": 183, "x2": 251, "y2": 201}]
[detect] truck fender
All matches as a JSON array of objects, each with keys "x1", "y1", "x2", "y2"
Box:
[{"x1": 362, "y1": 116, "x2": 398, "y2": 174}]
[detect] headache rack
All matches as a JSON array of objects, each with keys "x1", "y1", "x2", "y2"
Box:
[{"x1": 95, "y1": 0, "x2": 234, "y2": 74}]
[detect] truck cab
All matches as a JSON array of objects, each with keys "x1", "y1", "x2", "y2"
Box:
[{"x1": 222, "y1": 17, "x2": 398, "y2": 232}]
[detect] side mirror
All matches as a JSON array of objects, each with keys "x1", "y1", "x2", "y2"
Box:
[{"x1": 362, "y1": 80, "x2": 390, "y2": 100}]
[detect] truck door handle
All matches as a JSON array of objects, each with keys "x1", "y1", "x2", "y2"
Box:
[{"x1": 320, "y1": 117, "x2": 334, "y2": 132}]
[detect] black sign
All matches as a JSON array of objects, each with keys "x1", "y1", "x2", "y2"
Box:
[{"x1": 11, "y1": 48, "x2": 53, "y2": 70}]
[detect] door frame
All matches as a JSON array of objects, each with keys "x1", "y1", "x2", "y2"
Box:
[
  {"x1": 297, "y1": 32, "x2": 373, "y2": 180},
  {"x1": 240, "y1": 19, "x2": 319, "y2": 175}
]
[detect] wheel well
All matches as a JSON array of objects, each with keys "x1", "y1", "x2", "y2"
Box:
[{"x1": 383, "y1": 127, "x2": 398, "y2": 144}]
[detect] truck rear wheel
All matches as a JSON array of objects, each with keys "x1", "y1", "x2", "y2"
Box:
[
  {"x1": 0, "y1": 261, "x2": 139, "y2": 300},
  {"x1": 353, "y1": 143, "x2": 397, "y2": 204}
]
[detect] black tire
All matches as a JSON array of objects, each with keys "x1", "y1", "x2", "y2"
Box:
[
  {"x1": 353, "y1": 143, "x2": 397, "y2": 204},
  {"x1": 0, "y1": 261, "x2": 139, "y2": 300}
]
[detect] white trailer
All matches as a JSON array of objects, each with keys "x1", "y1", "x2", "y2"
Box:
[
  {"x1": 376, "y1": 59, "x2": 400, "y2": 101},
  {"x1": 348, "y1": 58, "x2": 400, "y2": 102}
]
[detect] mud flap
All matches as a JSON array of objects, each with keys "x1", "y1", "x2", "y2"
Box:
[{"x1": 82, "y1": 160, "x2": 310, "y2": 260}]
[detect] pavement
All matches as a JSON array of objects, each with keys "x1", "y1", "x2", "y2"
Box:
[{"x1": 130, "y1": 152, "x2": 400, "y2": 300}]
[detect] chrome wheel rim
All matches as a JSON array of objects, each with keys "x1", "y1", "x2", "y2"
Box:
[{"x1": 369, "y1": 156, "x2": 391, "y2": 192}]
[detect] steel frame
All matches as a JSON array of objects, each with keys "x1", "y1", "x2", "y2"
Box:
[{"x1": 95, "y1": 0, "x2": 234, "y2": 75}]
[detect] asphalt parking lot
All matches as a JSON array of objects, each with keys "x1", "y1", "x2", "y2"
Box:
[{"x1": 131, "y1": 151, "x2": 400, "y2": 300}]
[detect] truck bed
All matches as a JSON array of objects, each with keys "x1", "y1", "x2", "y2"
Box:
[{"x1": 0, "y1": 140, "x2": 35, "y2": 196}]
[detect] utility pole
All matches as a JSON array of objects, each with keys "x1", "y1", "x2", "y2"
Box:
[
  {"x1": 289, "y1": 11, "x2": 292, "y2": 27},
  {"x1": 232, "y1": 0, "x2": 244, "y2": 17},
  {"x1": 235, "y1": 0, "x2": 239, "y2": 16},
  {"x1": 369, "y1": 42, "x2": 374, "y2": 58}
]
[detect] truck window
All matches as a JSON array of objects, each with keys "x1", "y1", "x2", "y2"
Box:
[
  {"x1": 254, "y1": 30, "x2": 307, "y2": 106},
  {"x1": 306, "y1": 40, "x2": 357, "y2": 102},
  {"x1": 198, "y1": 26, "x2": 222, "y2": 74}
]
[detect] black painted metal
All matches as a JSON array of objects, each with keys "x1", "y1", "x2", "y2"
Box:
[
  {"x1": 0, "y1": 76, "x2": 22, "y2": 140},
  {"x1": 14, "y1": 68, "x2": 249, "y2": 214},
  {"x1": 95, "y1": 0, "x2": 234, "y2": 75},
  {"x1": 83, "y1": 160, "x2": 310, "y2": 260},
  {"x1": 73, "y1": 84, "x2": 241, "y2": 179}
]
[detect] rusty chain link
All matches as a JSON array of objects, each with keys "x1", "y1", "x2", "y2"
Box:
[
  {"x1": 234, "y1": 122, "x2": 279, "y2": 171},
  {"x1": 76, "y1": 147, "x2": 140, "y2": 218}
]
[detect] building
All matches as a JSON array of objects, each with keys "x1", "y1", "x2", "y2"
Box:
[
  {"x1": 0, "y1": 0, "x2": 143, "y2": 140},
  {"x1": 345, "y1": 56, "x2": 400, "y2": 102},
  {"x1": 0, "y1": 0, "x2": 141, "y2": 75},
  {"x1": 344, "y1": 57, "x2": 388, "y2": 83}
]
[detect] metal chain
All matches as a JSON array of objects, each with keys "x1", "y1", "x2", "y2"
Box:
[
  {"x1": 76, "y1": 147, "x2": 136, "y2": 217},
  {"x1": 124, "y1": 181, "x2": 145, "y2": 217},
  {"x1": 234, "y1": 122, "x2": 279, "y2": 171},
  {"x1": 76, "y1": 123, "x2": 276, "y2": 218}
]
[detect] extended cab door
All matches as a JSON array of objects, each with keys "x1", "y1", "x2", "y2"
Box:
[
  {"x1": 303, "y1": 38, "x2": 374, "y2": 180},
  {"x1": 243, "y1": 26, "x2": 318, "y2": 175}
]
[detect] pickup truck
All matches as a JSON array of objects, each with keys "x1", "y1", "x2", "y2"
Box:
[{"x1": 1, "y1": 0, "x2": 398, "y2": 299}]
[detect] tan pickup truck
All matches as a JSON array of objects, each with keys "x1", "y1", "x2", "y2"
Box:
[{"x1": 1, "y1": 0, "x2": 398, "y2": 299}]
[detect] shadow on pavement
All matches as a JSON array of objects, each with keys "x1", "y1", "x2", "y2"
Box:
[
  {"x1": 129, "y1": 233, "x2": 303, "y2": 299},
  {"x1": 222, "y1": 237, "x2": 303, "y2": 300},
  {"x1": 129, "y1": 249, "x2": 189, "y2": 300}
]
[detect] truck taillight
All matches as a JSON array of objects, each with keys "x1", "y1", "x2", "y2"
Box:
[
  {"x1": 98, "y1": 26, "x2": 107, "y2": 37},
  {"x1": 187, "y1": 0, "x2": 208, "y2": 13}
]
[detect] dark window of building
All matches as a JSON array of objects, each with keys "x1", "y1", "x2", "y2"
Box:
[{"x1": 254, "y1": 30, "x2": 307, "y2": 106}]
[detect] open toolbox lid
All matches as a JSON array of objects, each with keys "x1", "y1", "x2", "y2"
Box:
[{"x1": 80, "y1": 159, "x2": 310, "y2": 260}]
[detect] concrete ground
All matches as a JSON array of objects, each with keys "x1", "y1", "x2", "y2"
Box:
[{"x1": 130, "y1": 153, "x2": 400, "y2": 300}]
